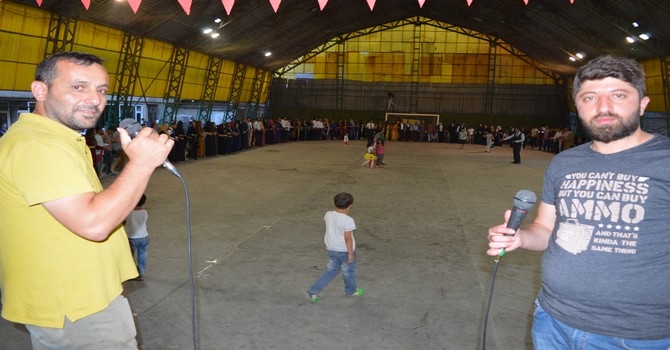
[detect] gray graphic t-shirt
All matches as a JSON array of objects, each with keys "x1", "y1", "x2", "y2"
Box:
[{"x1": 538, "y1": 134, "x2": 670, "y2": 339}]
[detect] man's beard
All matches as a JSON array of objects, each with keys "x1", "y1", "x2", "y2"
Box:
[
  {"x1": 67, "y1": 105, "x2": 102, "y2": 130},
  {"x1": 581, "y1": 110, "x2": 640, "y2": 143}
]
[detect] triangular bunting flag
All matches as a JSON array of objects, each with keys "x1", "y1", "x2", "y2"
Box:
[
  {"x1": 81, "y1": 0, "x2": 90, "y2": 10},
  {"x1": 36, "y1": 0, "x2": 43, "y2": 6},
  {"x1": 318, "y1": 0, "x2": 328, "y2": 10},
  {"x1": 178, "y1": 0, "x2": 192, "y2": 15},
  {"x1": 222, "y1": 0, "x2": 235, "y2": 15},
  {"x1": 366, "y1": 0, "x2": 376, "y2": 10},
  {"x1": 570, "y1": 0, "x2": 574, "y2": 3},
  {"x1": 466, "y1": 0, "x2": 473, "y2": 6},
  {"x1": 417, "y1": 0, "x2": 425, "y2": 8},
  {"x1": 127, "y1": 0, "x2": 141, "y2": 13},
  {"x1": 523, "y1": 0, "x2": 529, "y2": 4},
  {"x1": 269, "y1": 0, "x2": 281, "y2": 13}
]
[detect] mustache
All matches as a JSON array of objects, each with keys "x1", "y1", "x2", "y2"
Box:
[
  {"x1": 74, "y1": 105, "x2": 101, "y2": 113},
  {"x1": 594, "y1": 112, "x2": 620, "y2": 119}
]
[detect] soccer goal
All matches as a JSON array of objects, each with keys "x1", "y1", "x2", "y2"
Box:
[{"x1": 385, "y1": 112, "x2": 440, "y2": 126}]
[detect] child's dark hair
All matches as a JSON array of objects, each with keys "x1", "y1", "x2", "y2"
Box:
[
  {"x1": 333, "y1": 192, "x2": 354, "y2": 209},
  {"x1": 137, "y1": 194, "x2": 147, "y2": 207}
]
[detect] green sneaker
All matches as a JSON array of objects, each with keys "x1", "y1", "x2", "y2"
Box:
[
  {"x1": 349, "y1": 288, "x2": 364, "y2": 297},
  {"x1": 305, "y1": 291, "x2": 318, "y2": 303}
]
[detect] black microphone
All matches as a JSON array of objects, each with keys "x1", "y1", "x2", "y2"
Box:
[
  {"x1": 499, "y1": 189, "x2": 537, "y2": 257},
  {"x1": 119, "y1": 118, "x2": 181, "y2": 178}
]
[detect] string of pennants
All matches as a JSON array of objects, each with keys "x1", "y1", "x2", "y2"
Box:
[{"x1": 33, "y1": 0, "x2": 575, "y2": 15}]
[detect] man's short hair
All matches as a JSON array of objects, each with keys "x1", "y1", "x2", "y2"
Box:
[
  {"x1": 573, "y1": 55, "x2": 646, "y2": 100},
  {"x1": 333, "y1": 192, "x2": 354, "y2": 209},
  {"x1": 35, "y1": 51, "x2": 105, "y2": 86}
]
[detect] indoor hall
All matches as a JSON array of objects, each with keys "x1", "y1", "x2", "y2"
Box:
[{"x1": 2, "y1": 140, "x2": 552, "y2": 349}]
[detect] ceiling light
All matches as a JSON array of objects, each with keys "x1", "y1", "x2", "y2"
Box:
[
  {"x1": 569, "y1": 56, "x2": 576, "y2": 62},
  {"x1": 211, "y1": 33, "x2": 220, "y2": 38},
  {"x1": 575, "y1": 53, "x2": 585, "y2": 59},
  {"x1": 214, "y1": 18, "x2": 222, "y2": 23},
  {"x1": 264, "y1": 52, "x2": 272, "y2": 57},
  {"x1": 632, "y1": 22, "x2": 639, "y2": 28},
  {"x1": 626, "y1": 36, "x2": 635, "y2": 43},
  {"x1": 638, "y1": 33, "x2": 650, "y2": 40},
  {"x1": 203, "y1": 28, "x2": 213, "y2": 34}
]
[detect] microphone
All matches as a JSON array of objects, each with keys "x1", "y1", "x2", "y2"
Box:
[
  {"x1": 499, "y1": 189, "x2": 537, "y2": 258},
  {"x1": 119, "y1": 118, "x2": 181, "y2": 178}
]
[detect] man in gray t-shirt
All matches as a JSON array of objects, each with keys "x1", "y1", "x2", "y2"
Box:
[{"x1": 488, "y1": 55, "x2": 670, "y2": 347}]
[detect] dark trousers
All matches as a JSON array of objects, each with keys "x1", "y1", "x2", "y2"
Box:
[{"x1": 512, "y1": 143, "x2": 522, "y2": 163}]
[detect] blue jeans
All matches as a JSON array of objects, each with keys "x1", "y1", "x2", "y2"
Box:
[
  {"x1": 532, "y1": 300, "x2": 670, "y2": 349},
  {"x1": 129, "y1": 237, "x2": 150, "y2": 275},
  {"x1": 308, "y1": 250, "x2": 357, "y2": 296}
]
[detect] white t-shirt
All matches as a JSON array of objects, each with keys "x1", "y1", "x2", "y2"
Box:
[
  {"x1": 323, "y1": 210, "x2": 356, "y2": 252},
  {"x1": 125, "y1": 209, "x2": 149, "y2": 239}
]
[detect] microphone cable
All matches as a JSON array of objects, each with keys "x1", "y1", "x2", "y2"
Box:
[
  {"x1": 171, "y1": 170, "x2": 198, "y2": 350},
  {"x1": 121, "y1": 118, "x2": 197, "y2": 349},
  {"x1": 481, "y1": 251, "x2": 505, "y2": 350}
]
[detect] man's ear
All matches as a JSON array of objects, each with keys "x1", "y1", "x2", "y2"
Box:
[{"x1": 31, "y1": 81, "x2": 48, "y2": 101}]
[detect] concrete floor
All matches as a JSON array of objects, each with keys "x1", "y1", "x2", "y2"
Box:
[{"x1": 1, "y1": 140, "x2": 553, "y2": 350}]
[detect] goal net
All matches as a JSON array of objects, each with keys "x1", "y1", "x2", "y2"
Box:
[{"x1": 385, "y1": 112, "x2": 440, "y2": 126}]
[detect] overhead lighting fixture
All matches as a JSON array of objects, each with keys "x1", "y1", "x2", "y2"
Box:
[
  {"x1": 569, "y1": 56, "x2": 577, "y2": 62},
  {"x1": 203, "y1": 28, "x2": 213, "y2": 34},
  {"x1": 214, "y1": 18, "x2": 222, "y2": 23},
  {"x1": 638, "y1": 33, "x2": 650, "y2": 40},
  {"x1": 626, "y1": 36, "x2": 636, "y2": 43},
  {"x1": 264, "y1": 52, "x2": 272, "y2": 57},
  {"x1": 632, "y1": 22, "x2": 639, "y2": 28},
  {"x1": 211, "y1": 33, "x2": 220, "y2": 38},
  {"x1": 575, "y1": 52, "x2": 585, "y2": 59}
]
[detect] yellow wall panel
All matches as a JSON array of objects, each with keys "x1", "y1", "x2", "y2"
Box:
[
  {"x1": 181, "y1": 84, "x2": 202, "y2": 100},
  {"x1": 75, "y1": 22, "x2": 123, "y2": 51},
  {"x1": 1, "y1": 34, "x2": 44, "y2": 65},
  {"x1": 214, "y1": 74, "x2": 233, "y2": 101},
  {"x1": 188, "y1": 52, "x2": 210, "y2": 70},
  {"x1": 139, "y1": 58, "x2": 170, "y2": 82},
  {"x1": 0, "y1": 62, "x2": 35, "y2": 91},
  {"x1": 183, "y1": 65, "x2": 206, "y2": 85},
  {"x1": 0, "y1": 2, "x2": 49, "y2": 37},
  {"x1": 143, "y1": 39, "x2": 174, "y2": 61}
]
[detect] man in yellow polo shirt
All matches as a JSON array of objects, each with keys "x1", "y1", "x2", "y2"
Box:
[{"x1": 0, "y1": 52, "x2": 174, "y2": 349}]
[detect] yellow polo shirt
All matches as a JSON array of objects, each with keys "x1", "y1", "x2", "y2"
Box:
[{"x1": 0, "y1": 113, "x2": 137, "y2": 328}]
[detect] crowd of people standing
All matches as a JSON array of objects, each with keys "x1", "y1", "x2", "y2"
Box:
[{"x1": 73, "y1": 116, "x2": 580, "y2": 178}]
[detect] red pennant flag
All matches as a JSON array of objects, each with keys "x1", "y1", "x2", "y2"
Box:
[
  {"x1": 35, "y1": 0, "x2": 43, "y2": 5},
  {"x1": 178, "y1": 0, "x2": 192, "y2": 15},
  {"x1": 417, "y1": 0, "x2": 425, "y2": 7},
  {"x1": 366, "y1": 0, "x2": 376, "y2": 10},
  {"x1": 269, "y1": 0, "x2": 281, "y2": 13},
  {"x1": 222, "y1": 0, "x2": 235, "y2": 15},
  {"x1": 466, "y1": 0, "x2": 473, "y2": 6},
  {"x1": 127, "y1": 0, "x2": 141, "y2": 13},
  {"x1": 179, "y1": 0, "x2": 191, "y2": 16},
  {"x1": 81, "y1": 0, "x2": 90, "y2": 10},
  {"x1": 570, "y1": 0, "x2": 574, "y2": 3},
  {"x1": 318, "y1": 0, "x2": 328, "y2": 10},
  {"x1": 523, "y1": 0, "x2": 529, "y2": 4}
]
